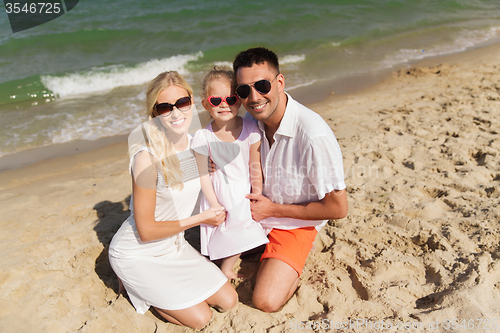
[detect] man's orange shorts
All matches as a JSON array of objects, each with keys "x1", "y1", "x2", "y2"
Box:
[{"x1": 260, "y1": 227, "x2": 317, "y2": 276}]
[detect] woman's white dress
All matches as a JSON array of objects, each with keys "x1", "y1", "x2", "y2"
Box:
[
  {"x1": 108, "y1": 139, "x2": 227, "y2": 313},
  {"x1": 192, "y1": 118, "x2": 269, "y2": 260}
]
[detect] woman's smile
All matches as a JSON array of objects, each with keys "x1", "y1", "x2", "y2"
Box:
[{"x1": 170, "y1": 118, "x2": 186, "y2": 126}]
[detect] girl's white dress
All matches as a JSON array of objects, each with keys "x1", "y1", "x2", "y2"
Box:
[
  {"x1": 192, "y1": 118, "x2": 269, "y2": 260},
  {"x1": 108, "y1": 138, "x2": 227, "y2": 313}
]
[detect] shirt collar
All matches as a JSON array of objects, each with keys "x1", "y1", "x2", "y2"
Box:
[{"x1": 257, "y1": 92, "x2": 297, "y2": 138}]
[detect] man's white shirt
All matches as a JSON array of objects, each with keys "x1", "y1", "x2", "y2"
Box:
[{"x1": 246, "y1": 93, "x2": 345, "y2": 231}]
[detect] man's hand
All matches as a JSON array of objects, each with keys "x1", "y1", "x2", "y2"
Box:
[
  {"x1": 208, "y1": 157, "x2": 216, "y2": 174},
  {"x1": 247, "y1": 189, "x2": 348, "y2": 222},
  {"x1": 246, "y1": 193, "x2": 275, "y2": 221}
]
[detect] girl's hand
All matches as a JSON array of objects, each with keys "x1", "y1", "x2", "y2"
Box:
[
  {"x1": 202, "y1": 206, "x2": 226, "y2": 226},
  {"x1": 211, "y1": 203, "x2": 225, "y2": 212}
]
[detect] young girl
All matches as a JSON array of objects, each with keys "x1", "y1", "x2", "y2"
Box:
[{"x1": 192, "y1": 66, "x2": 269, "y2": 279}]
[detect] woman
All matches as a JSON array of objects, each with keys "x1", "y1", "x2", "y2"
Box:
[{"x1": 109, "y1": 71, "x2": 238, "y2": 329}]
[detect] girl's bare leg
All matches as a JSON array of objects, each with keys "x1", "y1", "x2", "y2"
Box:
[{"x1": 220, "y1": 253, "x2": 243, "y2": 279}]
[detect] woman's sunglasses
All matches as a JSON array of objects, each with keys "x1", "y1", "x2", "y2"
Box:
[
  {"x1": 154, "y1": 96, "x2": 192, "y2": 116},
  {"x1": 207, "y1": 95, "x2": 238, "y2": 107},
  {"x1": 236, "y1": 74, "x2": 279, "y2": 99}
]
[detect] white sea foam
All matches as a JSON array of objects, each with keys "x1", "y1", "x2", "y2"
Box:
[
  {"x1": 285, "y1": 79, "x2": 320, "y2": 91},
  {"x1": 280, "y1": 54, "x2": 306, "y2": 65},
  {"x1": 47, "y1": 101, "x2": 205, "y2": 145},
  {"x1": 40, "y1": 52, "x2": 203, "y2": 98},
  {"x1": 381, "y1": 26, "x2": 500, "y2": 68},
  {"x1": 214, "y1": 61, "x2": 233, "y2": 68},
  {"x1": 0, "y1": 105, "x2": 145, "y2": 158},
  {"x1": 49, "y1": 103, "x2": 144, "y2": 143}
]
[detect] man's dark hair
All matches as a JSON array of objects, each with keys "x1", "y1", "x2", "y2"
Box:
[{"x1": 233, "y1": 47, "x2": 280, "y2": 76}]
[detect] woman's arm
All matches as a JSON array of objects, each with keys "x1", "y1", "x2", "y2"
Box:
[
  {"x1": 249, "y1": 140, "x2": 263, "y2": 195},
  {"x1": 132, "y1": 151, "x2": 225, "y2": 242}
]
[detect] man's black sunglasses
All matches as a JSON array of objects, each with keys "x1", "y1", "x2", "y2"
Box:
[{"x1": 236, "y1": 74, "x2": 279, "y2": 99}]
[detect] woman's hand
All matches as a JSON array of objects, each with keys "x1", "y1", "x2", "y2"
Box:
[{"x1": 202, "y1": 206, "x2": 226, "y2": 226}]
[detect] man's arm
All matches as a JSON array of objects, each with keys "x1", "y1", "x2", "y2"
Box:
[{"x1": 246, "y1": 188, "x2": 348, "y2": 222}]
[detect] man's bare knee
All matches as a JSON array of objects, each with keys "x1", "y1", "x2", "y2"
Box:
[
  {"x1": 252, "y1": 292, "x2": 283, "y2": 313},
  {"x1": 252, "y1": 258, "x2": 299, "y2": 313}
]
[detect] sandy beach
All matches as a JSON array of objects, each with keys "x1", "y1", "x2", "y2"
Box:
[{"x1": 1, "y1": 43, "x2": 499, "y2": 332}]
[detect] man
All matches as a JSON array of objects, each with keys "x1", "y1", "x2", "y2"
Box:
[{"x1": 233, "y1": 47, "x2": 348, "y2": 313}]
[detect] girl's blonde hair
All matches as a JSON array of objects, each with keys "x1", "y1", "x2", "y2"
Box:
[
  {"x1": 143, "y1": 71, "x2": 193, "y2": 190},
  {"x1": 201, "y1": 65, "x2": 236, "y2": 98}
]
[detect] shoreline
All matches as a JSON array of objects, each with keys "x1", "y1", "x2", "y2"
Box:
[
  {"x1": 2, "y1": 40, "x2": 500, "y2": 174},
  {"x1": 308, "y1": 36, "x2": 500, "y2": 108},
  {"x1": 0, "y1": 134, "x2": 129, "y2": 174}
]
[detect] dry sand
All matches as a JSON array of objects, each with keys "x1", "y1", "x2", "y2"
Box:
[{"x1": 0, "y1": 43, "x2": 499, "y2": 332}]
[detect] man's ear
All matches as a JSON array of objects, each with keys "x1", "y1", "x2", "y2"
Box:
[{"x1": 277, "y1": 73, "x2": 285, "y2": 92}]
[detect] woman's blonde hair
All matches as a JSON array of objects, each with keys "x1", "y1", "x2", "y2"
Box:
[
  {"x1": 201, "y1": 65, "x2": 236, "y2": 98},
  {"x1": 143, "y1": 71, "x2": 193, "y2": 190}
]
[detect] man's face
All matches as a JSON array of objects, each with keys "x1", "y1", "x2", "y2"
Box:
[{"x1": 236, "y1": 62, "x2": 283, "y2": 122}]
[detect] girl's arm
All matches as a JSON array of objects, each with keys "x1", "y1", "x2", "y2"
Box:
[
  {"x1": 194, "y1": 151, "x2": 224, "y2": 209},
  {"x1": 132, "y1": 151, "x2": 225, "y2": 242},
  {"x1": 249, "y1": 140, "x2": 263, "y2": 195}
]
